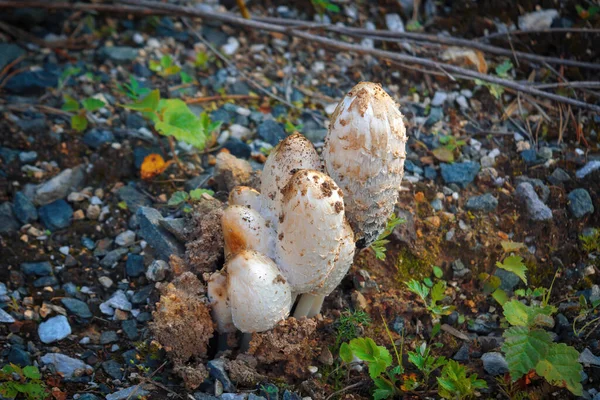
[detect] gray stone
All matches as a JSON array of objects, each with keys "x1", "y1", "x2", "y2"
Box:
[
  {"x1": 452, "y1": 259, "x2": 470, "y2": 279},
  {"x1": 194, "y1": 394, "x2": 219, "y2": 400},
  {"x1": 118, "y1": 186, "x2": 152, "y2": 213},
  {"x1": 146, "y1": 259, "x2": 170, "y2": 282},
  {"x1": 494, "y1": 268, "x2": 521, "y2": 292},
  {"x1": 567, "y1": 188, "x2": 594, "y2": 218},
  {"x1": 440, "y1": 162, "x2": 480, "y2": 186},
  {"x1": 13, "y1": 192, "x2": 38, "y2": 224},
  {"x1": 137, "y1": 207, "x2": 185, "y2": 260},
  {"x1": 576, "y1": 160, "x2": 600, "y2": 179},
  {"x1": 19, "y1": 151, "x2": 38, "y2": 163},
  {"x1": 78, "y1": 395, "x2": 100, "y2": 400},
  {"x1": 122, "y1": 320, "x2": 139, "y2": 340},
  {"x1": 516, "y1": 182, "x2": 553, "y2": 221},
  {"x1": 99, "y1": 46, "x2": 139, "y2": 62},
  {"x1": 453, "y1": 343, "x2": 470, "y2": 362},
  {"x1": 426, "y1": 107, "x2": 444, "y2": 126},
  {"x1": 100, "y1": 331, "x2": 119, "y2": 344},
  {"x1": 481, "y1": 352, "x2": 509, "y2": 375},
  {"x1": 41, "y1": 353, "x2": 91, "y2": 378},
  {"x1": 514, "y1": 176, "x2": 549, "y2": 204},
  {"x1": 100, "y1": 248, "x2": 128, "y2": 268},
  {"x1": 102, "y1": 360, "x2": 123, "y2": 380},
  {"x1": 0, "y1": 43, "x2": 26, "y2": 71},
  {"x1": 33, "y1": 275, "x2": 58, "y2": 287},
  {"x1": 34, "y1": 166, "x2": 85, "y2": 206},
  {"x1": 38, "y1": 315, "x2": 72, "y2": 343},
  {"x1": 115, "y1": 230, "x2": 136, "y2": 247},
  {"x1": 208, "y1": 359, "x2": 235, "y2": 392},
  {"x1": 0, "y1": 308, "x2": 15, "y2": 323},
  {"x1": 518, "y1": 9, "x2": 558, "y2": 31},
  {"x1": 83, "y1": 129, "x2": 114, "y2": 149},
  {"x1": 257, "y1": 119, "x2": 286, "y2": 146},
  {"x1": 468, "y1": 317, "x2": 497, "y2": 334},
  {"x1": 103, "y1": 290, "x2": 132, "y2": 311},
  {"x1": 126, "y1": 254, "x2": 145, "y2": 277},
  {"x1": 431, "y1": 91, "x2": 447, "y2": 107},
  {"x1": 158, "y1": 218, "x2": 187, "y2": 242},
  {"x1": 106, "y1": 385, "x2": 150, "y2": 400},
  {"x1": 21, "y1": 261, "x2": 52, "y2": 276},
  {"x1": 8, "y1": 347, "x2": 31, "y2": 366},
  {"x1": 0, "y1": 202, "x2": 20, "y2": 233},
  {"x1": 61, "y1": 298, "x2": 92, "y2": 319},
  {"x1": 465, "y1": 193, "x2": 498, "y2": 212},
  {"x1": 579, "y1": 348, "x2": 600, "y2": 366},
  {"x1": 548, "y1": 168, "x2": 570, "y2": 185}
]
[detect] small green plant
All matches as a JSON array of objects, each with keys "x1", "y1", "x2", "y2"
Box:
[
  {"x1": 149, "y1": 54, "x2": 181, "y2": 77},
  {"x1": 334, "y1": 309, "x2": 371, "y2": 348},
  {"x1": 311, "y1": 0, "x2": 340, "y2": 16},
  {"x1": 370, "y1": 213, "x2": 405, "y2": 260},
  {"x1": 122, "y1": 89, "x2": 222, "y2": 150},
  {"x1": 58, "y1": 66, "x2": 81, "y2": 89},
  {"x1": 407, "y1": 342, "x2": 448, "y2": 387},
  {"x1": 406, "y1": 20, "x2": 423, "y2": 32},
  {"x1": 62, "y1": 94, "x2": 106, "y2": 132},
  {"x1": 194, "y1": 51, "x2": 213, "y2": 70},
  {"x1": 437, "y1": 360, "x2": 487, "y2": 399},
  {"x1": 475, "y1": 60, "x2": 513, "y2": 99},
  {"x1": 0, "y1": 364, "x2": 48, "y2": 400},
  {"x1": 433, "y1": 135, "x2": 467, "y2": 163},
  {"x1": 116, "y1": 76, "x2": 151, "y2": 100},
  {"x1": 406, "y1": 271, "x2": 455, "y2": 319},
  {"x1": 481, "y1": 241, "x2": 527, "y2": 306},
  {"x1": 580, "y1": 228, "x2": 600, "y2": 253},
  {"x1": 167, "y1": 189, "x2": 215, "y2": 209},
  {"x1": 573, "y1": 294, "x2": 600, "y2": 337},
  {"x1": 284, "y1": 120, "x2": 303, "y2": 134},
  {"x1": 576, "y1": 4, "x2": 600, "y2": 19}
]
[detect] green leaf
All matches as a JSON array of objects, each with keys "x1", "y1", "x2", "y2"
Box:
[
  {"x1": 433, "y1": 147, "x2": 454, "y2": 163},
  {"x1": 62, "y1": 94, "x2": 80, "y2": 112},
  {"x1": 496, "y1": 255, "x2": 527, "y2": 285},
  {"x1": 168, "y1": 191, "x2": 190, "y2": 206},
  {"x1": 189, "y1": 188, "x2": 215, "y2": 200},
  {"x1": 492, "y1": 288, "x2": 509, "y2": 306},
  {"x1": 502, "y1": 326, "x2": 552, "y2": 379},
  {"x1": 503, "y1": 299, "x2": 556, "y2": 328},
  {"x1": 180, "y1": 71, "x2": 194, "y2": 84},
  {"x1": 71, "y1": 114, "x2": 88, "y2": 132},
  {"x1": 81, "y1": 97, "x2": 105, "y2": 112},
  {"x1": 339, "y1": 342, "x2": 353, "y2": 363},
  {"x1": 495, "y1": 60, "x2": 513, "y2": 78},
  {"x1": 433, "y1": 266, "x2": 443, "y2": 279},
  {"x1": 155, "y1": 99, "x2": 209, "y2": 149},
  {"x1": 535, "y1": 343, "x2": 583, "y2": 396},
  {"x1": 406, "y1": 280, "x2": 429, "y2": 302},
  {"x1": 325, "y1": 2, "x2": 340, "y2": 12},
  {"x1": 373, "y1": 377, "x2": 395, "y2": 400},
  {"x1": 430, "y1": 281, "x2": 446, "y2": 304},
  {"x1": 122, "y1": 89, "x2": 160, "y2": 113},
  {"x1": 22, "y1": 366, "x2": 41, "y2": 380},
  {"x1": 423, "y1": 277, "x2": 433, "y2": 288},
  {"x1": 348, "y1": 337, "x2": 392, "y2": 378}
]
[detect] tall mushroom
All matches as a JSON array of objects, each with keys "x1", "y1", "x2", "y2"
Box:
[{"x1": 323, "y1": 82, "x2": 407, "y2": 248}]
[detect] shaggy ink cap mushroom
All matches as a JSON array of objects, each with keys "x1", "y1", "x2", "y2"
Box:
[
  {"x1": 228, "y1": 186, "x2": 262, "y2": 211},
  {"x1": 324, "y1": 82, "x2": 407, "y2": 248},
  {"x1": 221, "y1": 205, "x2": 273, "y2": 258}
]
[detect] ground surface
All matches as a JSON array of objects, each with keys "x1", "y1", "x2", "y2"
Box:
[{"x1": 0, "y1": 1, "x2": 599, "y2": 400}]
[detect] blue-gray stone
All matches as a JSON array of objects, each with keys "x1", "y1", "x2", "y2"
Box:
[
  {"x1": 100, "y1": 331, "x2": 119, "y2": 344},
  {"x1": 548, "y1": 168, "x2": 570, "y2": 185},
  {"x1": 426, "y1": 107, "x2": 443, "y2": 126},
  {"x1": 0, "y1": 43, "x2": 25, "y2": 71},
  {"x1": 100, "y1": 248, "x2": 128, "y2": 268},
  {"x1": 106, "y1": 385, "x2": 150, "y2": 400},
  {"x1": 78, "y1": 395, "x2": 100, "y2": 400},
  {"x1": 430, "y1": 198, "x2": 443, "y2": 211},
  {"x1": 208, "y1": 359, "x2": 235, "y2": 392},
  {"x1": 494, "y1": 268, "x2": 521, "y2": 292},
  {"x1": 4, "y1": 69, "x2": 59, "y2": 95},
  {"x1": 132, "y1": 285, "x2": 154, "y2": 305},
  {"x1": 520, "y1": 149, "x2": 540, "y2": 165},
  {"x1": 0, "y1": 147, "x2": 19, "y2": 164},
  {"x1": 576, "y1": 160, "x2": 600, "y2": 179},
  {"x1": 38, "y1": 315, "x2": 72, "y2": 343},
  {"x1": 33, "y1": 276, "x2": 58, "y2": 287},
  {"x1": 440, "y1": 162, "x2": 480, "y2": 186},
  {"x1": 99, "y1": 46, "x2": 139, "y2": 63},
  {"x1": 83, "y1": 129, "x2": 114, "y2": 149},
  {"x1": 468, "y1": 317, "x2": 497, "y2": 334},
  {"x1": 224, "y1": 137, "x2": 251, "y2": 159},
  {"x1": 126, "y1": 254, "x2": 145, "y2": 277},
  {"x1": 282, "y1": 390, "x2": 301, "y2": 400},
  {"x1": 81, "y1": 237, "x2": 96, "y2": 250},
  {"x1": 102, "y1": 360, "x2": 123, "y2": 380},
  {"x1": 391, "y1": 316, "x2": 405, "y2": 335},
  {"x1": 211, "y1": 108, "x2": 233, "y2": 124},
  {"x1": 567, "y1": 188, "x2": 594, "y2": 218},
  {"x1": 0, "y1": 308, "x2": 15, "y2": 323},
  {"x1": 41, "y1": 353, "x2": 90, "y2": 378},
  {"x1": 229, "y1": 81, "x2": 250, "y2": 95},
  {"x1": 133, "y1": 63, "x2": 152, "y2": 78},
  {"x1": 257, "y1": 120, "x2": 286, "y2": 146},
  {"x1": 13, "y1": 192, "x2": 37, "y2": 224},
  {"x1": 39, "y1": 199, "x2": 73, "y2": 230},
  {"x1": 194, "y1": 393, "x2": 219, "y2": 400},
  {"x1": 515, "y1": 176, "x2": 549, "y2": 204},
  {"x1": 516, "y1": 182, "x2": 553, "y2": 221},
  {"x1": 118, "y1": 185, "x2": 152, "y2": 213},
  {"x1": 19, "y1": 151, "x2": 38, "y2": 163},
  {"x1": 21, "y1": 261, "x2": 52, "y2": 276},
  {"x1": 405, "y1": 160, "x2": 424, "y2": 175},
  {"x1": 122, "y1": 320, "x2": 139, "y2": 340},
  {"x1": 8, "y1": 347, "x2": 31, "y2": 366},
  {"x1": 465, "y1": 193, "x2": 498, "y2": 212},
  {"x1": 61, "y1": 298, "x2": 92, "y2": 319},
  {"x1": 137, "y1": 207, "x2": 185, "y2": 261},
  {"x1": 481, "y1": 352, "x2": 509, "y2": 375},
  {"x1": 126, "y1": 113, "x2": 147, "y2": 129},
  {"x1": 34, "y1": 165, "x2": 86, "y2": 206},
  {"x1": 0, "y1": 202, "x2": 20, "y2": 233},
  {"x1": 453, "y1": 343, "x2": 470, "y2": 362}
]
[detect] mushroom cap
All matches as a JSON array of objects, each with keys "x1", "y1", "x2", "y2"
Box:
[
  {"x1": 229, "y1": 186, "x2": 262, "y2": 211},
  {"x1": 222, "y1": 205, "x2": 273, "y2": 258},
  {"x1": 260, "y1": 133, "x2": 321, "y2": 229},
  {"x1": 207, "y1": 271, "x2": 236, "y2": 333},
  {"x1": 323, "y1": 81, "x2": 407, "y2": 247},
  {"x1": 313, "y1": 217, "x2": 355, "y2": 295},
  {"x1": 226, "y1": 250, "x2": 292, "y2": 333},
  {"x1": 275, "y1": 169, "x2": 346, "y2": 293}
]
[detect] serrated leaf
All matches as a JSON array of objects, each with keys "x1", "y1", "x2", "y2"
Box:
[
  {"x1": 502, "y1": 326, "x2": 552, "y2": 379},
  {"x1": 501, "y1": 241, "x2": 525, "y2": 252},
  {"x1": 71, "y1": 114, "x2": 88, "y2": 132},
  {"x1": 496, "y1": 255, "x2": 527, "y2": 285},
  {"x1": 122, "y1": 89, "x2": 160, "y2": 113},
  {"x1": 348, "y1": 337, "x2": 392, "y2": 378},
  {"x1": 492, "y1": 288, "x2": 509, "y2": 306},
  {"x1": 503, "y1": 300, "x2": 556, "y2": 328},
  {"x1": 168, "y1": 191, "x2": 189, "y2": 206},
  {"x1": 406, "y1": 280, "x2": 429, "y2": 301},
  {"x1": 81, "y1": 97, "x2": 105, "y2": 112},
  {"x1": 62, "y1": 94, "x2": 80, "y2": 112},
  {"x1": 339, "y1": 342, "x2": 353, "y2": 363},
  {"x1": 22, "y1": 365, "x2": 41, "y2": 380},
  {"x1": 180, "y1": 71, "x2": 194, "y2": 84},
  {"x1": 430, "y1": 281, "x2": 446, "y2": 304},
  {"x1": 368, "y1": 359, "x2": 388, "y2": 379},
  {"x1": 535, "y1": 343, "x2": 583, "y2": 396},
  {"x1": 155, "y1": 99, "x2": 208, "y2": 149}
]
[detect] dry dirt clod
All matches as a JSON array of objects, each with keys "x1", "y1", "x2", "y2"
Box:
[
  {"x1": 214, "y1": 152, "x2": 254, "y2": 192},
  {"x1": 173, "y1": 363, "x2": 209, "y2": 390},
  {"x1": 225, "y1": 354, "x2": 265, "y2": 386},
  {"x1": 185, "y1": 197, "x2": 225, "y2": 275}
]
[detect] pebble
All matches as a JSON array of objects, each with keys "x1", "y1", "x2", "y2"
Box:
[
  {"x1": 100, "y1": 248, "x2": 128, "y2": 268},
  {"x1": 384, "y1": 13, "x2": 405, "y2": 32},
  {"x1": 39, "y1": 199, "x2": 73, "y2": 230},
  {"x1": 579, "y1": 348, "x2": 600, "y2": 366},
  {"x1": 8, "y1": 347, "x2": 31, "y2": 366},
  {"x1": 21, "y1": 261, "x2": 52, "y2": 276},
  {"x1": 567, "y1": 188, "x2": 594, "y2": 218},
  {"x1": 515, "y1": 182, "x2": 553, "y2": 221},
  {"x1": 0, "y1": 202, "x2": 20, "y2": 233},
  {"x1": 61, "y1": 298, "x2": 93, "y2": 319},
  {"x1": 99, "y1": 46, "x2": 139, "y2": 62},
  {"x1": 465, "y1": 193, "x2": 498, "y2": 212},
  {"x1": 34, "y1": 166, "x2": 86, "y2": 206},
  {"x1": 40, "y1": 353, "x2": 91, "y2": 378},
  {"x1": 102, "y1": 360, "x2": 123, "y2": 380},
  {"x1": 19, "y1": 151, "x2": 38, "y2": 163},
  {"x1": 38, "y1": 315, "x2": 72, "y2": 344},
  {"x1": 102, "y1": 290, "x2": 132, "y2": 311},
  {"x1": 86, "y1": 204, "x2": 101, "y2": 220},
  {"x1": 518, "y1": 9, "x2": 558, "y2": 31},
  {"x1": 576, "y1": 160, "x2": 600, "y2": 179},
  {"x1": 440, "y1": 162, "x2": 480, "y2": 186},
  {"x1": 208, "y1": 359, "x2": 235, "y2": 393},
  {"x1": 0, "y1": 308, "x2": 15, "y2": 323},
  {"x1": 137, "y1": 207, "x2": 185, "y2": 261},
  {"x1": 100, "y1": 330, "x2": 119, "y2": 344},
  {"x1": 115, "y1": 230, "x2": 136, "y2": 247},
  {"x1": 126, "y1": 254, "x2": 145, "y2": 277},
  {"x1": 257, "y1": 120, "x2": 286, "y2": 146},
  {"x1": 548, "y1": 168, "x2": 570, "y2": 185},
  {"x1": 481, "y1": 352, "x2": 509, "y2": 375},
  {"x1": 452, "y1": 259, "x2": 470, "y2": 279},
  {"x1": 146, "y1": 259, "x2": 170, "y2": 281},
  {"x1": 221, "y1": 37, "x2": 240, "y2": 56},
  {"x1": 98, "y1": 276, "x2": 113, "y2": 288},
  {"x1": 118, "y1": 185, "x2": 152, "y2": 213},
  {"x1": 106, "y1": 385, "x2": 150, "y2": 400}
]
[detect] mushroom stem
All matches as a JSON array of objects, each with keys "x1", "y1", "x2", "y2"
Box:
[
  {"x1": 307, "y1": 294, "x2": 326, "y2": 318},
  {"x1": 293, "y1": 293, "x2": 316, "y2": 318},
  {"x1": 240, "y1": 332, "x2": 253, "y2": 353},
  {"x1": 217, "y1": 332, "x2": 230, "y2": 352}
]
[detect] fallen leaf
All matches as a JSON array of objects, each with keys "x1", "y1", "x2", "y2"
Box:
[
  {"x1": 433, "y1": 147, "x2": 455, "y2": 163},
  {"x1": 414, "y1": 192, "x2": 426, "y2": 203},
  {"x1": 441, "y1": 47, "x2": 488, "y2": 74},
  {"x1": 140, "y1": 154, "x2": 172, "y2": 180}
]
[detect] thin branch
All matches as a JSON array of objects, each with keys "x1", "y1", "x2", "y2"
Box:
[{"x1": 480, "y1": 27, "x2": 600, "y2": 40}]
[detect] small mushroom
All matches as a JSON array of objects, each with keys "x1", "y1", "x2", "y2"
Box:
[
  {"x1": 207, "y1": 270, "x2": 235, "y2": 350},
  {"x1": 221, "y1": 205, "x2": 273, "y2": 258},
  {"x1": 324, "y1": 81, "x2": 407, "y2": 247},
  {"x1": 226, "y1": 250, "x2": 292, "y2": 333},
  {"x1": 229, "y1": 186, "x2": 262, "y2": 211},
  {"x1": 260, "y1": 133, "x2": 321, "y2": 228}
]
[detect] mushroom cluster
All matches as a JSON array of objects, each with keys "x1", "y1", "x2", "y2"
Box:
[{"x1": 208, "y1": 82, "x2": 407, "y2": 339}]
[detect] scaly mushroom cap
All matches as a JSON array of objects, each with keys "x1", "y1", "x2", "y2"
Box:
[
  {"x1": 229, "y1": 186, "x2": 262, "y2": 211},
  {"x1": 222, "y1": 205, "x2": 273, "y2": 258},
  {"x1": 323, "y1": 81, "x2": 407, "y2": 247},
  {"x1": 275, "y1": 170, "x2": 346, "y2": 293},
  {"x1": 260, "y1": 133, "x2": 321, "y2": 229},
  {"x1": 207, "y1": 271, "x2": 236, "y2": 333},
  {"x1": 226, "y1": 250, "x2": 292, "y2": 333},
  {"x1": 314, "y1": 218, "x2": 355, "y2": 295}
]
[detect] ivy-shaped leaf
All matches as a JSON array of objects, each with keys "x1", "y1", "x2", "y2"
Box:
[
  {"x1": 496, "y1": 255, "x2": 527, "y2": 285},
  {"x1": 535, "y1": 343, "x2": 583, "y2": 396},
  {"x1": 502, "y1": 326, "x2": 552, "y2": 379}
]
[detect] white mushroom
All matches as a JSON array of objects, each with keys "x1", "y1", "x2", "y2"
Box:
[
  {"x1": 221, "y1": 205, "x2": 273, "y2": 258},
  {"x1": 324, "y1": 82, "x2": 407, "y2": 247},
  {"x1": 207, "y1": 270, "x2": 235, "y2": 351},
  {"x1": 260, "y1": 133, "x2": 321, "y2": 228},
  {"x1": 228, "y1": 186, "x2": 262, "y2": 211},
  {"x1": 226, "y1": 250, "x2": 292, "y2": 333}
]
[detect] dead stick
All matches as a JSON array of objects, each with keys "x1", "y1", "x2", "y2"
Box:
[{"x1": 185, "y1": 94, "x2": 259, "y2": 104}]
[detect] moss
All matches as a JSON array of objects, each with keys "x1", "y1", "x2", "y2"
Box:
[
  {"x1": 525, "y1": 258, "x2": 554, "y2": 288},
  {"x1": 395, "y1": 247, "x2": 436, "y2": 283}
]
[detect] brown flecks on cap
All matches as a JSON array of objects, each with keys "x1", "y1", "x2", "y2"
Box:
[
  {"x1": 320, "y1": 180, "x2": 333, "y2": 197},
  {"x1": 334, "y1": 201, "x2": 343, "y2": 214}
]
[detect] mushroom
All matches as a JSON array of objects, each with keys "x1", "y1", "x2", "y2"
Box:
[
  {"x1": 206, "y1": 270, "x2": 235, "y2": 350},
  {"x1": 274, "y1": 169, "x2": 355, "y2": 318},
  {"x1": 260, "y1": 132, "x2": 321, "y2": 228},
  {"x1": 221, "y1": 205, "x2": 273, "y2": 258},
  {"x1": 323, "y1": 82, "x2": 407, "y2": 248},
  {"x1": 228, "y1": 186, "x2": 262, "y2": 211}
]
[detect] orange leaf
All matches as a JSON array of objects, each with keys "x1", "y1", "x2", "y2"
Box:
[
  {"x1": 52, "y1": 387, "x2": 67, "y2": 400},
  {"x1": 140, "y1": 154, "x2": 171, "y2": 180}
]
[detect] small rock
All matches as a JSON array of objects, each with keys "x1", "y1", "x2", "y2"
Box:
[
  {"x1": 100, "y1": 330, "x2": 119, "y2": 344},
  {"x1": 223, "y1": 137, "x2": 252, "y2": 159},
  {"x1": 579, "y1": 348, "x2": 600, "y2": 366},
  {"x1": 83, "y1": 129, "x2": 114, "y2": 149},
  {"x1": 19, "y1": 151, "x2": 38, "y2": 163},
  {"x1": 576, "y1": 161, "x2": 600, "y2": 179},
  {"x1": 106, "y1": 385, "x2": 150, "y2": 400},
  {"x1": 567, "y1": 188, "x2": 594, "y2": 218},
  {"x1": 40, "y1": 353, "x2": 91, "y2": 378},
  {"x1": 21, "y1": 261, "x2": 52, "y2": 276},
  {"x1": 39, "y1": 200, "x2": 73, "y2": 230},
  {"x1": 8, "y1": 347, "x2": 31, "y2": 366},
  {"x1": 514, "y1": 176, "x2": 549, "y2": 204},
  {"x1": 0, "y1": 43, "x2": 26, "y2": 71},
  {"x1": 102, "y1": 360, "x2": 123, "y2": 380},
  {"x1": 99, "y1": 276, "x2": 114, "y2": 288},
  {"x1": 440, "y1": 162, "x2": 480, "y2": 186},
  {"x1": 34, "y1": 166, "x2": 85, "y2": 206},
  {"x1": 100, "y1": 248, "x2": 128, "y2": 268},
  {"x1": 465, "y1": 193, "x2": 497, "y2": 212},
  {"x1": 146, "y1": 259, "x2": 170, "y2": 281},
  {"x1": 453, "y1": 343, "x2": 470, "y2": 362},
  {"x1": 122, "y1": 319, "x2": 139, "y2": 340},
  {"x1": 494, "y1": 269, "x2": 521, "y2": 292},
  {"x1": 0, "y1": 308, "x2": 15, "y2": 323},
  {"x1": 518, "y1": 9, "x2": 558, "y2": 31},
  {"x1": 126, "y1": 254, "x2": 145, "y2": 277},
  {"x1": 61, "y1": 298, "x2": 92, "y2": 319},
  {"x1": 452, "y1": 259, "x2": 470, "y2": 279},
  {"x1": 431, "y1": 91, "x2": 447, "y2": 107},
  {"x1": 118, "y1": 185, "x2": 152, "y2": 213},
  {"x1": 221, "y1": 37, "x2": 240, "y2": 56},
  {"x1": 158, "y1": 218, "x2": 187, "y2": 242},
  {"x1": 548, "y1": 168, "x2": 570, "y2": 185},
  {"x1": 481, "y1": 352, "x2": 509, "y2": 375},
  {"x1": 0, "y1": 202, "x2": 20, "y2": 233},
  {"x1": 208, "y1": 359, "x2": 235, "y2": 393},
  {"x1": 102, "y1": 290, "x2": 132, "y2": 311},
  {"x1": 516, "y1": 182, "x2": 553, "y2": 221},
  {"x1": 137, "y1": 207, "x2": 185, "y2": 261},
  {"x1": 99, "y1": 46, "x2": 139, "y2": 62},
  {"x1": 257, "y1": 120, "x2": 286, "y2": 146},
  {"x1": 86, "y1": 204, "x2": 101, "y2": 220},
  {"x1": 38, "y1": 315, "x2": 72, "y2": 344},
  {"x1": 214, "y1": 152, "x2": 254, "y2": 192},
  {"x1": 115, "y1": 230, "x2": 136, "y2": 247}
]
